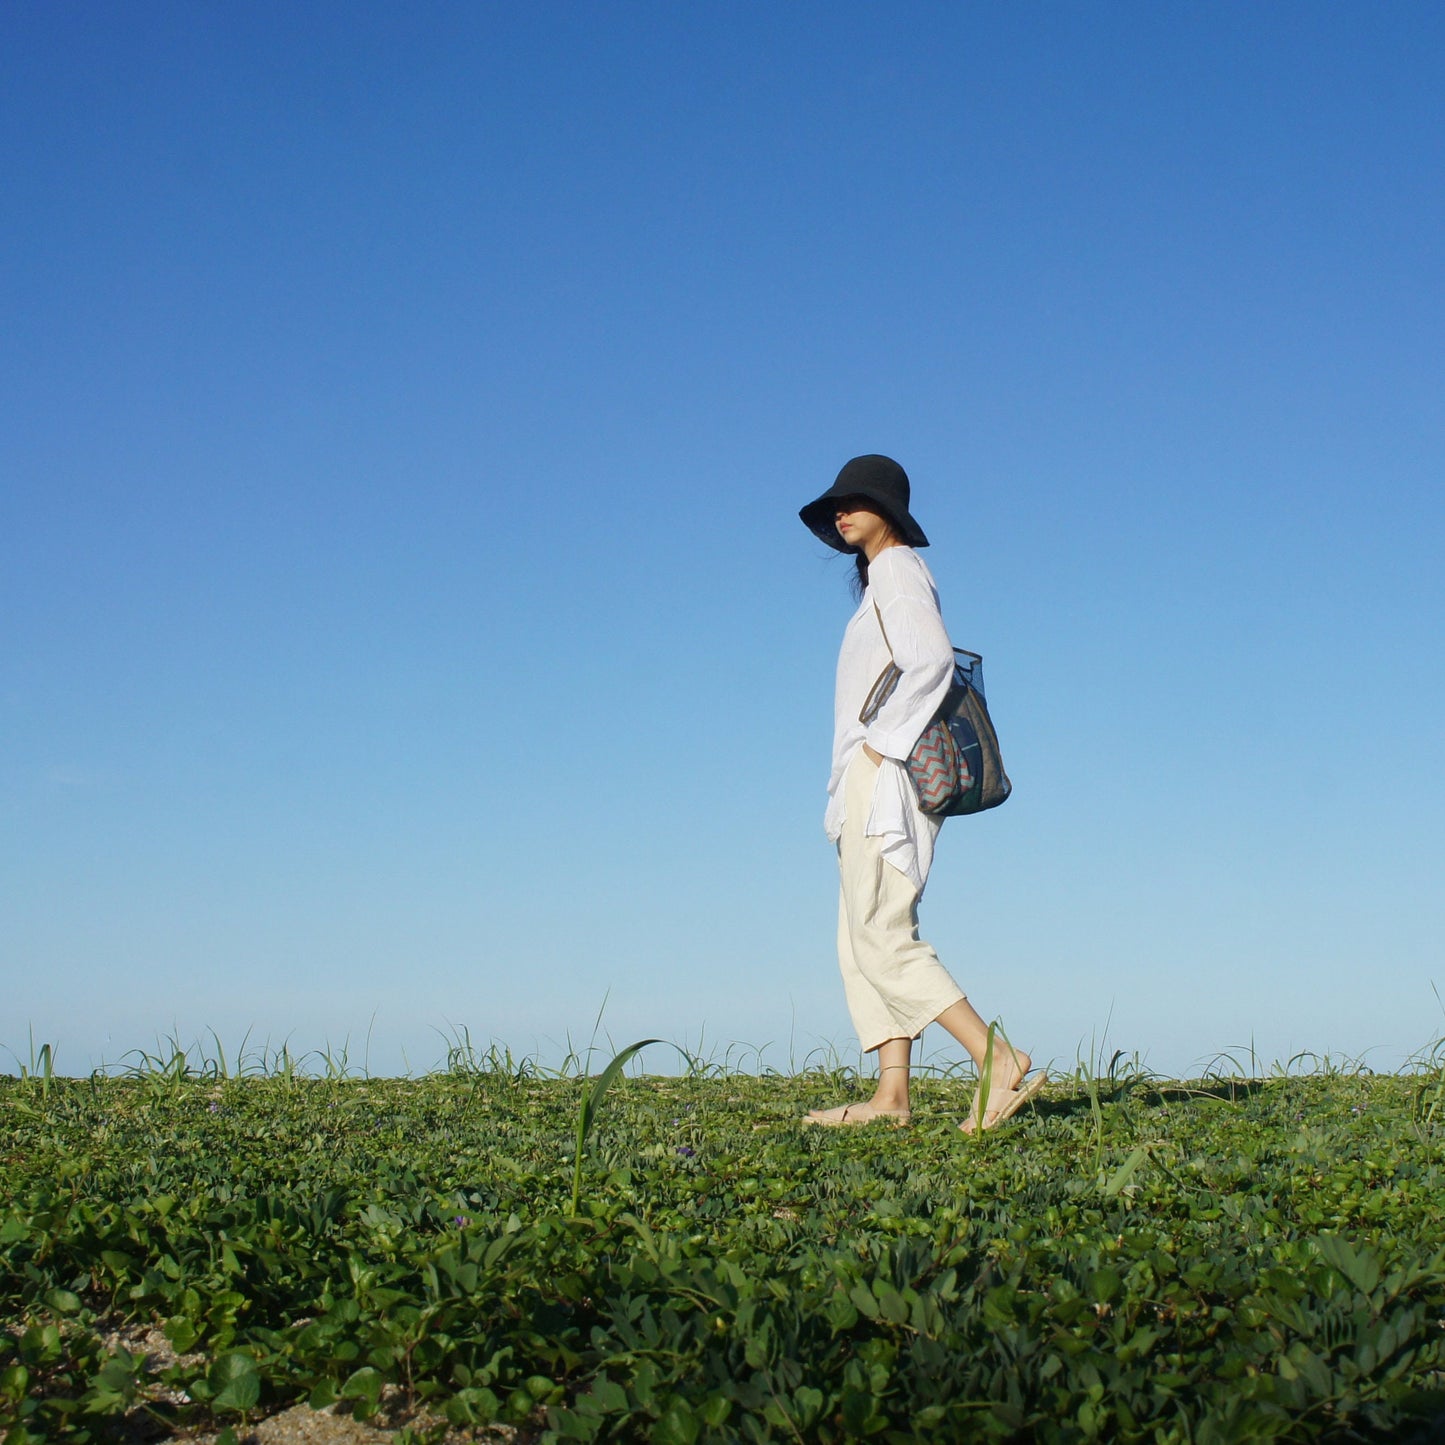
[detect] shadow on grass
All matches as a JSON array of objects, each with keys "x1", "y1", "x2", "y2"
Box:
[{"x1": 1022, "y1": 1077, "x2": 1275, "y2": 1126}]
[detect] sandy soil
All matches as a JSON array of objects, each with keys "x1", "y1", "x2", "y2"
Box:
[{"x1": 92, "y1": 1318, "x2": 528, "y2": 1444}]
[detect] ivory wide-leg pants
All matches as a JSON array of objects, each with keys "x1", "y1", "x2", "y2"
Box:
[{"x1": 836, "y1": 750, "x2": 967, "y2": 1053}]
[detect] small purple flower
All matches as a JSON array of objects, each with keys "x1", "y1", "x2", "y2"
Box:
[
  {"x1": 454, "y1": 1215, "x2": 470, "y2": 1227},
  {"x1": 208, "y1": 1102, "x2": 220, "y2": 1113},
  {"x1": 676, "y1": 1146, "x2": 696, "y2": 1159}
]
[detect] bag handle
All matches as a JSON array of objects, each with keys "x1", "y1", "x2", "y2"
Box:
[
  {"x1": 858, "y1": 601, "x2": 901, "y2": 724},
  {"x1": 872, "y1": 599, "x2": 893, "y2": 657}
]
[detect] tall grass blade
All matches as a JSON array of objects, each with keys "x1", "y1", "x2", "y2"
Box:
[
  {"x1": 1101, "y1": 1144, "x2": 1149, "y2": 1197},
  {"x1": 968, "y1": 1022, "x2": 998, "y2": 1138},
  {"x1": 570, "y1": 1038, "x2": 661, "y2": 1216}
]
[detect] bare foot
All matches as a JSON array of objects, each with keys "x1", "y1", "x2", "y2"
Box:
[
  {"x1": 960, "y1": 1069, "x2": 1047, "y2": 1134},
  {"x1": 995, "y1": 1048, "x2": 1032, "y2": 1093},
  {"x1": 803, "y1": 1101, "x2": 912, "y2": 1127}
]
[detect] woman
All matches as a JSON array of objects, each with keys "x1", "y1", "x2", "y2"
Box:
[{"x1": 798, "y1": 454, "x2": 1044, "y2": 1131}]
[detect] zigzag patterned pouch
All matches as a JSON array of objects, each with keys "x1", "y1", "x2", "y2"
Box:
[{"x1": 860, "y1": 602, "x2": 1010, "y2": 817}]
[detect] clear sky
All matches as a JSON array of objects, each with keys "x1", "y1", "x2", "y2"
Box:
[{"x1": 5, "y1": 2, "x2": 1443, "y2": 1079}]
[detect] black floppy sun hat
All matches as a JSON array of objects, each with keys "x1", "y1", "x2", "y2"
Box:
[{"x1": 798, "y1": 454, "x2": 929, "y2": 552}]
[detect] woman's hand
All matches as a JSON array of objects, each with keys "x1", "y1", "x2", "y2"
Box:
[{"x1": 863, "y1": 743, "x2": 884, "y2": 766}]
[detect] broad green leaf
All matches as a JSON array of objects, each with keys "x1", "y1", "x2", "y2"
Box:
[
  {"x1": 209, "y1": 1352, "x2": 261, "y2": 1412},
  {"x1": 653, "y1": 1401, "x2": 701, "y2": 1445},
  {"x1": 163, "y1": 1315, "x2": 199, "y2": 1353},
  {"x1": 1315, "y1": 1233, "x2": 1383, "y2": 1295},
  {"x1": 340, "y1": 1366, "x2": 384, "y2": 1416}
]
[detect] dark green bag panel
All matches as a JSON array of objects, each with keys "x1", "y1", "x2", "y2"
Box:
[{"x1": 935, "y1": 650, "x2": 1011, "y2": 816}]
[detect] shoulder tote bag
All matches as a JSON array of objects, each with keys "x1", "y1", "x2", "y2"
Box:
[{"x1": 858, "y1": 602, "x2": 1012, "y2": 816}]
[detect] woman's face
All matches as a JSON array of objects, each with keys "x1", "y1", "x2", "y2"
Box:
[{"x1": 834, "y1": 498, "x2": 897, "y2": 557}]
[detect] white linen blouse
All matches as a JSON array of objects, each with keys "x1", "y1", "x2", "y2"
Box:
[{"x1": 824, "y1": 545, "x2": 956, "y2": 894}]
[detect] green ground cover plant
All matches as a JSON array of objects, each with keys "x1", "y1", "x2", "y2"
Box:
[{"x1": 3, "y1": 1040, "x2": 1445, "y2": 1443}]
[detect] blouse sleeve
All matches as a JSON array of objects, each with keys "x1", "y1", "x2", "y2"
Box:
[{"x1": 863, "y1": 549, "x2": 955, "y2": 761}]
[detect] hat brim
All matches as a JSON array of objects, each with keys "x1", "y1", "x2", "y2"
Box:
[{"x1": 798, "y1": 486, "x2": 929, "y2": 552}]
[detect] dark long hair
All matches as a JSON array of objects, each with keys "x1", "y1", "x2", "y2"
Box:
[
  {"x1": 850, "y1": 552, "x2": 869, "y2": 601},
  {"x1": 847, "y1": 509, "x2": 903, "y2": 601}
]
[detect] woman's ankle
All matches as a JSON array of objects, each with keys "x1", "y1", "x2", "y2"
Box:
[
  {"x1": 871, "y1": 1063, "x2": 910, "y2": 1111},
  {"x1": 870, "y1": 1089, "x2": 911, "y2": 1112},
  {"x1": 995, "y1": 1050, "x2": 1031, "y2": 1090}
]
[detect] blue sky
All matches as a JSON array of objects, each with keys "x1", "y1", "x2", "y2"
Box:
[{"x1": 4, "y1": 2, "x2": 1443, "y2": 1079}]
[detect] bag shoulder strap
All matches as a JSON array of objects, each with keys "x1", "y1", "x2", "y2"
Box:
[
  {"x1": 858, "y1": 600, "x2": 900, "y2": 725},
  {"x1": 879, "y1": 596, "x2": 977, "y2": 670},
  {"x1": 872, "y1": 599, "x2": 893, "y2": 658}
]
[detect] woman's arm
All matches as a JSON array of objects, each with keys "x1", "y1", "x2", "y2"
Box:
[{"x1": 863, "y1": 550, "x2": 954, "y2": 762}]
